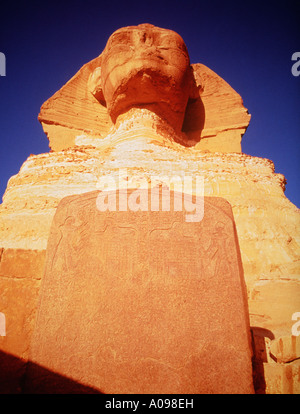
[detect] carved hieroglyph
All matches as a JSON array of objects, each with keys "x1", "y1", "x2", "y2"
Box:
[{"x1": 26, "y1": 190, "x2": 254, "y2": 394}]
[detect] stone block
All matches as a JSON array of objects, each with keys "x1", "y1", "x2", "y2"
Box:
[
  {"x1": 26, "y1": 189, "x2": 254, "y2": 393},
  {"x1": 0, "y1": 277, "x2": 41, "y2": 392},
  {"x1": 264, "y1": 359, "x2": 300, "y2": 394},
  {"x1": 270, "y1": 335, "x2": 300, "y2": 363},
  {"x1": 0, "y1": 249, "x2": 46, "y2": 279}
]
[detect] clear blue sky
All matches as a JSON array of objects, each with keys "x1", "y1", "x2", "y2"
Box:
[{"x1": 0, "y1": 0, "x2": 299, "y2": 206}]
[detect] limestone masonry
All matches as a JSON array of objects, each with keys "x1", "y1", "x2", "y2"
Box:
[{"x1": 0, "y1": 24, "x2": 299, "y2": 394}]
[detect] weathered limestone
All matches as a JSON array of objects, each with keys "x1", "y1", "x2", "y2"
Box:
[
  {"x1": 263, "y1": 359, "x2": 300, "y2": 394},
  {"x1": 26, "y1": 190, "x2": 254, "y2": 394},
  {"x1": 270, "y1": 335, "x2": 300, "y2": 363},
  {"x1": 0, "y1": 144, "x2": 299, "y2": 394},
  {"x1": 0, "y1": 249, "x2": 45, "y2": 392},
  {"x1": 0, "y1": 146, "x2": 298, "y2": 296},
  {"x1": 0, "y1": 23, "x2": 299, "y2": 393},
  {"x1": 39, "y1": 24, "x2": 250, "y2": 152},
  {"x1": 98, "y1": 24, "x2": 195, "y2": 133}
]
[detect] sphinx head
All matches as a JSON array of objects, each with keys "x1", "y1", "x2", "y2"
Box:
[{"x1": 88, "y1": 24, "x2": 199, "y2": 133}]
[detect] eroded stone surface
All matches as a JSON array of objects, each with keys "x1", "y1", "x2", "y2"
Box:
[
  {"x1": 1, "y1": 147, "x2": 298, "y2": 297},
  {"x1": 0, "y1": 249, "x2": 46, "y2": 280},
  {"x1": 26, "y1": 191, "x2": 254, "y2": 394},
  {"x1": 263, "y1": 359, "x2": 300, "y2": 394},
  {"x1": 0, "y1": 23, "x2": 299, "y2": 394},
  {"x1": 98, "y1": 24, "x2": 194, "y2": 132},
  {"x1": 38, "y1": 24, "x2": 250, "y2": 152},
  {"x1": 270, "y1": 335, "x2": 300, "y2": 363},
  {"x1": 249, "y1": 281, "x2": 300, "y2": 339},
  {"x1": 0, "y1": 249, "x2": 45, "y2": 392}
]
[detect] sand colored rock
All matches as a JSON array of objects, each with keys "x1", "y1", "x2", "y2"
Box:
[
  {"x1": 26, "y1": 190, "x2": 254, "y2": 394},
  {"x1": 261, "y1": 359, "x2": 300, "y2": 394},
  {"x1": 249, "y1": 281, "x2": 300, "y2": 338},
  {"x1": 98, "y1": 24, "x2": 195, "y2": 132},
  {"x1": 250, "y1": 282, "x2": 300, "y2": 393},
  {"x1": 0, "y1": 249, "x2": 45, "y2": 392},
  {"x1": 269, "y1": 335, "x2": 300, "y2": 363},
  {"x1": 0, "y1": 24, "x2": 299, "y2": 393},
  {"x1": 0, "y1": 249, "x2": 46, "y2": 280},
  {"x1": 38, "y1": 55, "x2": 111, "y2": 151},
  {"x1": 0, "y1": 146, "x2": 298, "y2": 298},
  {"x1": 0, "y1": 144, "x2": 298, "y2": 392},
  {"x1": 38, "y1": 24, "x2": 250, "y2": 152}
]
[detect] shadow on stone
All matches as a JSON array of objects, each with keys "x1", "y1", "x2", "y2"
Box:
[
  {"x1": 182, "y1": 95, "x2": 205, "y2": 145},
  {"x1": 0, "y1": 351, "x2": 102, "y2": 394},
  {"x1": 251, "y1": 327, "x2": 275, "y2": 394}
]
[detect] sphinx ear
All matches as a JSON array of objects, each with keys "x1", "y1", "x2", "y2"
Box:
[
  {"x1": 188, "y1": 65, "x2": 202, "y2": 100},
  {"x1": 88, "y1": 67, "x2": 106, "y2": 105}
]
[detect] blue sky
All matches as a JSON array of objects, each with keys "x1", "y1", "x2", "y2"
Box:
[{"x1": 0, "y1": 0, "x2": 299, "y2": 206}]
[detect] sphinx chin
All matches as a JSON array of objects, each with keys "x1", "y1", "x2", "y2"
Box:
[{"x1": 106, "y1": 68, "x2": 189, "y2": 127}]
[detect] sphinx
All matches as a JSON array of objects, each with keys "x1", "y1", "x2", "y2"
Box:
[
  {"x1": 0, "y1": 24, "x2": 299, "y2": 394},
  {"x1": 38, "y1": 23, "x2": 251, "y2": 152}
]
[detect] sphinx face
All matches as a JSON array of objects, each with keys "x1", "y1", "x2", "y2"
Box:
[{"x1": 99, "y1": 24, "x2": 192, "y2": 129}]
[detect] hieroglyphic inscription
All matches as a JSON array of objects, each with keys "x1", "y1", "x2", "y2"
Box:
[{"x1": 27, "y1": 190, "x2": 254, "y2": 394}]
